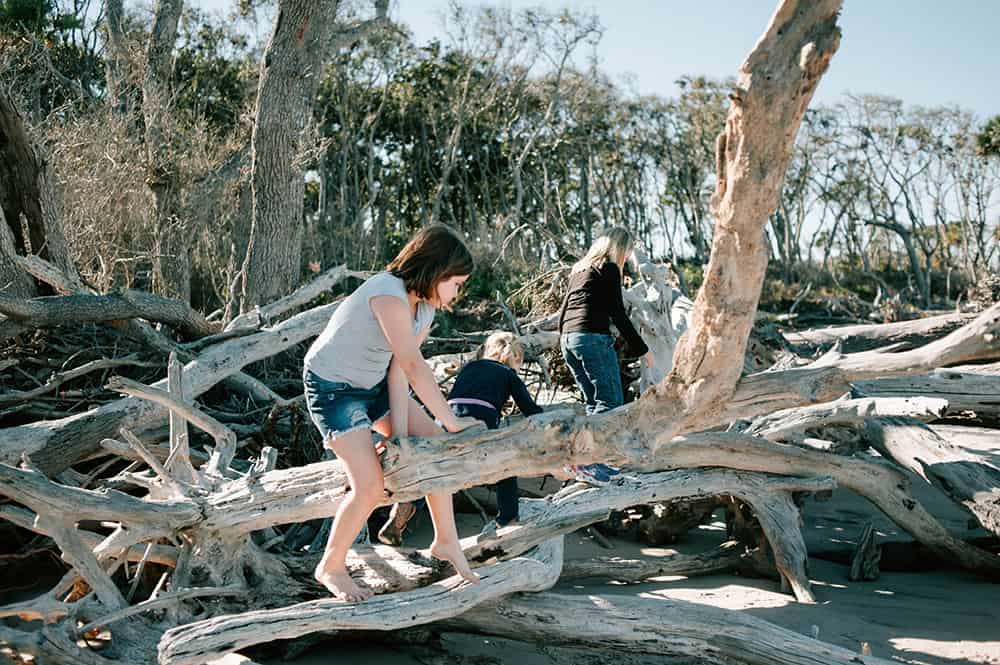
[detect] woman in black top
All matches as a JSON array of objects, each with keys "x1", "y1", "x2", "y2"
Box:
[{"x1": 558, "y1": 227, "x2": 652, "y2": 484}]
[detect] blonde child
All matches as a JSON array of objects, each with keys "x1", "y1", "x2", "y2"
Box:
[{"x1": 447, "y1": 332, "x2": 543, "y2": 529}]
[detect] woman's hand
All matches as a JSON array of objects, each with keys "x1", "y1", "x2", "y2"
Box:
[
  {"x1": 642, "y1": 351, "x2": 655, "y2": 368},
  {"x1": 443, "y1": 415, "x2": 483, "y2": 433}
]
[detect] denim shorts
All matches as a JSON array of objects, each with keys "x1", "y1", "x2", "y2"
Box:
[{"x1": 303, "y1": 370, "x2": 390, "y2": 442}]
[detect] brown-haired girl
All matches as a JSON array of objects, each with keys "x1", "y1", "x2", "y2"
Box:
[{"x1": 303, "y1": 224, "x2": 481, "y2": 601}]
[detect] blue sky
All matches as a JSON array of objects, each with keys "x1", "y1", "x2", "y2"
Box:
[
  {"x1": 194, "y1": 0, "x2": 998, "y2": 118},
  {"x1": 395, "y1": 0, "x2": 999, "y2": 119}
]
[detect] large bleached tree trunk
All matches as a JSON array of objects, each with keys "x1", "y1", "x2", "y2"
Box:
[{"x1": 667, "y1": 0, "x2": 842, "y2": 423}]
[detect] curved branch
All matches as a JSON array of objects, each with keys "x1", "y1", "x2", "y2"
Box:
[
  {"x1": 157, "y1": 538, "x2": 564, "y2": 665},
  {"x1": 0, "y1": 290, "x2": 217, "y2": 339}
]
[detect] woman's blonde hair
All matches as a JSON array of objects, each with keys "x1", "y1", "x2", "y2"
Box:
[
  {"x1": 481, "y1": 331, "x2": 524, "y2": 367},
  {"x1": 571, "y1": 227, "x2": 634, "y2": 274}
]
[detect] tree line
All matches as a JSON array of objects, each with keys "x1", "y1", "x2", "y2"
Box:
[{"x1": 2, "y1": 0, "x2": 998, "y2": 317}]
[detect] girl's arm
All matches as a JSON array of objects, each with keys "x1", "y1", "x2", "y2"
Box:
[
  {"x1": 508, "y1": 370, "x2": 543, "y2": 417},
  {"x1": 387, "y1": 357, "x2": 409, "y2": 438},
  {"x1": 371, "y1": 295, "x2": 478, "y2": 433}
]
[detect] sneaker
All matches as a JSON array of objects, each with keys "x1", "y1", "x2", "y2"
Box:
[
  {"x1": 377, "y1": 501, "x2": 417, "y2": 546},
  {"x1": 476, "y1": 519, "x2": 499, "y2": 543},
  {"x1": 567, "y1": 463, "x2": 621, "y2": 487},
  {"x1": 476, "y1": 517, "x2": 521, "y2": 544}
]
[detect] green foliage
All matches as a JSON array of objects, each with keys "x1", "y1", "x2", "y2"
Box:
[
  {"x1": 976, "y1": 115, "x2": 1000, "y2": 157},
  {"x1": 0, "y1": 0, "x2": 61, "y2": 36},
  {"x1": 459, "y1": 259, "x2": 519, "y2": 304},
  {"x1": 1, "y1": 0, "x2": 102, "y2": 115},
  {"x1": 172, "y1": 8, "x2": 257, "y2": 136}
]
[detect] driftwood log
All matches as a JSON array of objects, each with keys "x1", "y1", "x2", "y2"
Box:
[{"x1": 3, "y1": 3, "x2": 999, "y2": 665}]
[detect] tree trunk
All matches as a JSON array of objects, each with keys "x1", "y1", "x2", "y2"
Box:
[
  {"x1": 104, "y1": 0, "x2": 129, "y2": 114},
  {"x1": 143, "y1": 0, "x2": 188, "y2": 301},
  {"x1": 0, "y1": 205, "x2": 36, "y2": 298},
  {"x1": 668, "y1": 0, "x2": 841, "y2": 420},
  {"x1": 0, "y1": 91, "x2": 74, "y2": 288},
  {"x1": 239, "y1": 0, "x2": 343, "y2": 310}
]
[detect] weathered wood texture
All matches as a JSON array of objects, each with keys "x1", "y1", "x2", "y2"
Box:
[
  {"x1": 785, "y1": 311, "x2": 977, "y2": 352},
  {"x1": 444, "y1": 592, "x2": 896, "y2": 665},
  {"x1": 0, "y1": 290, "x2": 217, "y2": 338}
]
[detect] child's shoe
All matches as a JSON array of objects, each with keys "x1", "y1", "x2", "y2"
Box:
[
  {"x1": 566, "y1": 463, "x2": 620, "y2": 486},
  {"x1": 377, "y1": 501, "x2": 417, "y2": 546}
]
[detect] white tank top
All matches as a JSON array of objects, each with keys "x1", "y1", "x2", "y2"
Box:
[{"x1": 303, "y1": 272, "x2": 435, "y2": 389}]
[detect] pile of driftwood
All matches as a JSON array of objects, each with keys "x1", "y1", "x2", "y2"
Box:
[{"x1": 2, "y1": 2, "x2": 999, "y2": 664}]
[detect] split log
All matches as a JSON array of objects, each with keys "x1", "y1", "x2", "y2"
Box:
[
  {"x1": 460, "y1": 469, "x2": 832, "y2": 602},
  {"x1": 698, "y1": 302, "x2": 1000, "y2": 433},
  {"x1": 860, "y1": 417, "x2": 1000, "y2": 536},
  {"x1": 224, "y1": 264, "x2": 366, "y2": 331},
  {"x1": 656, "y1": 432, "x2": 1000, "y2": 578},
  {"x1": 444, "y1": 592, "x2": 895, "y2": 665},
  {"x1": 929, "y1": 424, "x2": 1000, "y2": 452},
  {"x1": 13, "y1": 253, "x2": 90, "y2": 295},
  {"x1": 559, "y1": 540, "x2": 774, "y2": 582},
  {"x1": 743, "y1": 395, "x2": 949, "y2": 444},
  {"x1": 853, "y1": 368, "x2": 1000, "y2": 420},
  {"x1": 784, "y1": 310, "x2": 976, "y2": 353}
]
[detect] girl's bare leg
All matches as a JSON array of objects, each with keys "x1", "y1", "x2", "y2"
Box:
[
  {"x1": 314, "y1": 428, "x2": 384, "y2": 601},
  {"x1": 401, "y1": 399, "x2": 480, "y2": 584}
]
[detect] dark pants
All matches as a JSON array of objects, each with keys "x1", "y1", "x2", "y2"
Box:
[{"x1": 451, "y1": 402, "x2": 519, "y2": 525}]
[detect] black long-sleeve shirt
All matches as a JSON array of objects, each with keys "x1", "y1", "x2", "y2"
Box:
[
  {"x1": 448, "y1": 359, "x2": 543, "y2": 416},
  {"x1": 558, "y1": 262, "x2": 649, "y2": 358}
]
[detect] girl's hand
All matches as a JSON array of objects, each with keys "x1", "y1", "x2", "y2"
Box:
[
  {"x1": 444, "y1": 416, "x2": 483, "y2": 433},
  {"x1": 642, "y1": 351, "x2": 655, "y2": 368}
]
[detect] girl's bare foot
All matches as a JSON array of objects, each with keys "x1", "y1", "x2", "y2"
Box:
[
  {"x1": 314, "y1": 563, "x2": 373, "y2": 602},
  {"x1": 429, "y1": 541, "x2": 480, "y2": 584}
]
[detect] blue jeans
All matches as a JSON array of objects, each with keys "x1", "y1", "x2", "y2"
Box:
[{"x1": 560, "y1": 332, "x2": 623, "y2": 415}]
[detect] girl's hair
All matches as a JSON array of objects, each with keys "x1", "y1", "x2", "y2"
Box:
[
  {"x1": 571, "y1": 226, "x2": 634, "y2": 274},
  {"x1": 481, "y1": 331, "x2": 524, "y2": 367},
  {"x1": 387, "y1": 224, "x2": 475, "y2": 299}
]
